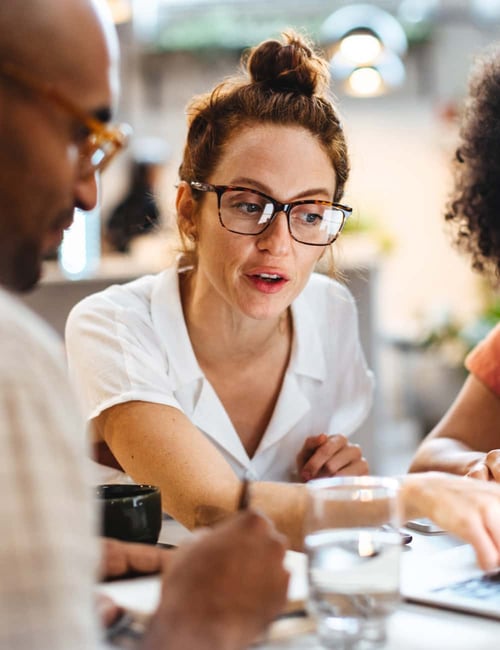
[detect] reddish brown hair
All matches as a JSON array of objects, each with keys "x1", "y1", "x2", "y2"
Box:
[{"x1": 177, "y1": 31, "x2": 349, "y2": 267}]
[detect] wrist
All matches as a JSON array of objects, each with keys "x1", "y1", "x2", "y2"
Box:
[
  {"x1": 398, "y1": 473, "x2": 433, "y2": 521},
  {"x1": 141, "y1": 603, "x2": 247, "y2": 650}
]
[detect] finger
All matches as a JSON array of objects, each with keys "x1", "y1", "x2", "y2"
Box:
[
  {"x1": 328, "y1": 456, "x2": 369, "y2": 478},
  {"x1": 436, "y1": 484, "x2": 500, "y2": 572},
  {"x1": 121, "y1": 541, "x2": 165, "y2": 574},
  {"x1": 100, "y1": 538, "x2": 132, "y2": 578},
  {"x1": 301, "y1": 435, "x2": 348, "y2": 480},
  {"x1": 302, "y1": 433, "x2": 328, "y2": 452},
  {"x1": 327, "y1": 434, "x2": 348, "y2": 449},
  {"x1": 296, "y1": 433, "x2": 328, "y2": 469},
  {"x1": 485, "y1": 452, "x2": 500, "y2": 482},
  {"x1": 302, "y1": 435, "x2": 348, "y2": 480},
  {"x1": 306, "y1": 443, "x2": 362, "y2": 480},
  {"x1": 324, "y1": 444, "x2": 363, "y2": 476},
  {"x1": 483, "y1": 501, "x2": 500, "y2": 568},
  {"x1": 462, "y1": 513, "x2": 500, "y2": 572},
  {"x1": 466, "y1": 464, "x2": 491, "y2": 481},
  {"x1": 95, "y1": 593, "x2": 123, "y2": 628},
  {"x1": 100, "y1": 538, "x2": 165, "y2": 579}
]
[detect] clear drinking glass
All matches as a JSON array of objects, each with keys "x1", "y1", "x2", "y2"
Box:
[{"x1": 304, "y1": 476, "x2": 402, "y2": 649}]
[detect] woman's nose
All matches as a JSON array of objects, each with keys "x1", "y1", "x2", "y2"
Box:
[{"x1": 256, "y1": 211, "x2": 292, "y2": 256}]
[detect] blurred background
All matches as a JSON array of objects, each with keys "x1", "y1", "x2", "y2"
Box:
[{"x1": 25, "y1": 0, "x2": 500, "y2": 473}]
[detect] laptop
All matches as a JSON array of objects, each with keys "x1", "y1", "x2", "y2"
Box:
[{"x1": 402, "y1": 543, "x2": 500, "y2": 619}]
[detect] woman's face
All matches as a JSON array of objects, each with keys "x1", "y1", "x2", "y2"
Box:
[{"x1": 188, "y1": 123, "x2": 338, "y2": 322}]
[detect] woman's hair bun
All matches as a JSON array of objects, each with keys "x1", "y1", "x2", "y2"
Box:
[{"x1": 246, "y1": 30, "x2": 330, "y2": 98}]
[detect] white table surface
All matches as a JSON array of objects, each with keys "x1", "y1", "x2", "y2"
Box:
[{"x1": 99, "y1": 518, "x2": 500, "y2": 649}]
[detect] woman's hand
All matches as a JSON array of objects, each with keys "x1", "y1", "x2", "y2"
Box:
[
  {"x1": 409, "y1": 375, "x2": 500, "y2": 477},
  {"x1": 296, "y1": 433, "x2": 369, "y2": 482},
  {"x1": 99, "y1": 537, "x2": 167, "y2": 580},
  {"x1": 401, "y1": 472, "x2": 500, "y2": 571},
  {"x1": 466, "y1": 449, "x2": 500, "y2": 481}
]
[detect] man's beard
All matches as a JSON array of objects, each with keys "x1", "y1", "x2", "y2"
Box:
[{"x1": 0, "y1": 240, "x2": 42, "y2": 293}]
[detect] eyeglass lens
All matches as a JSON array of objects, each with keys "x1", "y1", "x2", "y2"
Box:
[{"x1": 219, "y1": 189, "x2": 344, "y2": 244}]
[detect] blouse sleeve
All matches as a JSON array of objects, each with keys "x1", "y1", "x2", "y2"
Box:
[
  {"x1": 65, "y1": 287, "x2": 182, "y2": 420},
  {"x1": 465, "y1": 323, "x2": 500, "y2": 397}
]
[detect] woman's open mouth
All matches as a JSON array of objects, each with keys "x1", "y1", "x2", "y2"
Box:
[
  {"x1": 253, "y1": 272, "x2": 283, "y2": 283},
  {"x1": 247, "y1": 271, "x2": 289, "y2": 293}
]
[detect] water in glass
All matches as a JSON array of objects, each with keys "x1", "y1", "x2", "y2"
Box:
[{"x1": 306, "y1": 527, "x2": 401, "y2": 648}]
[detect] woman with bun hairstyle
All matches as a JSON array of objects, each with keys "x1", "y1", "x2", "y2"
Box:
[{"x1": 66, "y1": 33, "x2": 500, "y2": 561}]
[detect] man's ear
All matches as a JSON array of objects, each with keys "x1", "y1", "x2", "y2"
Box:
[{"x1": 176, "y1": 181, "x2": 198, "y2": 241}]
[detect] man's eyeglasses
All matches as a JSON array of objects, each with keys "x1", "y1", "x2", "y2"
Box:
[
  {"x1": 190, "y1": 181, "x2": 352, "y2": 246},
  {"x1": 0, "y1": 61, "x2": 131, "y2": 172}
]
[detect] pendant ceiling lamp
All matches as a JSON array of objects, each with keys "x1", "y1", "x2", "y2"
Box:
[{"x1": 321, "y1": 3, "x2": 408, "y2": 97}]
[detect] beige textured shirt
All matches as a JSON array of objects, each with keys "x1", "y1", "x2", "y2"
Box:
[{"x1": 0, "y1": 287, "x2": 100, "y2": 649}]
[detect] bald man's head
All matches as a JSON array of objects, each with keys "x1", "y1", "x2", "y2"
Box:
[
  {"x1": 0, "y1": 0, "x2": 121, "y2": 291},
  {"x1": 0, "y1": 0, "x2": 117, "y2": 63},
  {"x1": 0, "y1": 0, "x2": 119, "y2": 103}
]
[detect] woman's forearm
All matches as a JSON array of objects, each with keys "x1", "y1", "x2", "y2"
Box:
[
  {"x1": 409, "y1": 436, "x2": 485, "y2": 476},
  {"x1": 192, "y1": 480, "x2": 308, "y2": 551},
  {"x1": 250, "y1": 481, "x2": 308, "y2": 551}
]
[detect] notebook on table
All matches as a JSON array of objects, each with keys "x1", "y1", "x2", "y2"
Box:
[{"x1": 402, "y1": 543, "x2": 500, "y2": 619}]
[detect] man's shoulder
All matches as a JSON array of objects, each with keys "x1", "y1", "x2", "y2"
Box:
[
  {"x1": 0, "y1": 288, "x2": 61, "y2": 351},
  {"x1": 0, "y1": 288, "x2": 66, "y2": 388},
  {"x1": 0, "y1": 287, "x2": 83, "y2": 414}
]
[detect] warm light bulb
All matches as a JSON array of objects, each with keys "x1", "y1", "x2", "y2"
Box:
[
  {"x1": 339, "y1": 33, "x2": 382, "y2": 65},
  {"x1": 107, "y1": 0, "x2": 132, "y2": 24},
  {"x1": 347, "y1": 67, "x2": 383, "y2": 96}
]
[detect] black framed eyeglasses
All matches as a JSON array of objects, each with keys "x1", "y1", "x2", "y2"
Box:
[
  {"x1": 0, "y1": 61, "x2": 131, "y2": 173},
  {"x1": 190, "y1": 181, "x2": 352, "y2": 246}
]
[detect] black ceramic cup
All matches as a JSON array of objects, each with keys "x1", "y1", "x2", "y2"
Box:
[{"x1": 96, "y1": 484, "x2": 162, "y2": 544}]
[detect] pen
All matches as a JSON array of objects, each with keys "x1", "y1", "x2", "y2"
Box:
[{"x1": 238, "y1": 478, "x2": 250, "y2": 510}]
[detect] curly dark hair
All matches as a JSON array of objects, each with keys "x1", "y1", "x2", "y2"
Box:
[{"x1": 446, "y1": 44, "x2": 500, "y2": 280}]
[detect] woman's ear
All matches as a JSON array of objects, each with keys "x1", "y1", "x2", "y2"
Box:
[{"x1": 176, "y1": 181, "x2": 198, "y2": 241}]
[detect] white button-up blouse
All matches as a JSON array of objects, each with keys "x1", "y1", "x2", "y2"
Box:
[{"x1": 66, "y1": 265, "x2": 374, "y2": 482}]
